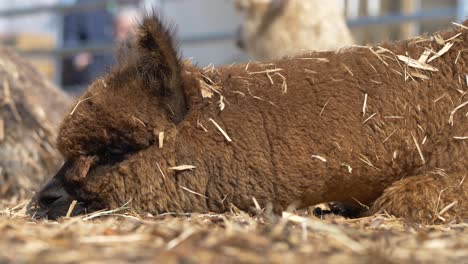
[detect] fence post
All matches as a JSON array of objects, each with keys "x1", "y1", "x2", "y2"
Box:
[
  {"x1": 400, "y1": 0, "x2": 420, "y2": 39},
  {"x1": 55, "y1": 12, "x2": 64, "y2": 87}
]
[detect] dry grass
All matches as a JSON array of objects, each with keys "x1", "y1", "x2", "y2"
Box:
[{"x1": 0, "y1": 199, "x2": 466, "y2": 264}]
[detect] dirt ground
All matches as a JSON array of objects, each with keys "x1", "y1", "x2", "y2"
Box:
[{"x1": 0, "y1": 198, "x2": 466, "y2": 264}]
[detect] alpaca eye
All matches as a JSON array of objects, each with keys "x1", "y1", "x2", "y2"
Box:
[{"x1": 107, "y1": 146, "x2": 126, "y2": 156}]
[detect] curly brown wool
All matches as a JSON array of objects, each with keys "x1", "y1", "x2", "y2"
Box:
[{"x1": 32, "y1": 14, "x2": 467, "y2": 223}]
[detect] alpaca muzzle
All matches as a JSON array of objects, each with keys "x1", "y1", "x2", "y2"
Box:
[{"x1": 28, "y1": 159, "x2": 94, "y2": 219}]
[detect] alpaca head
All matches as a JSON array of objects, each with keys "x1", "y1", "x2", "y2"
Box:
[
  {"x1": 30, "y1": 14, "x2": 189, "y2": 219},
  {"x1": 235, "y1": 0, "x2": 289, "y2": 57}
]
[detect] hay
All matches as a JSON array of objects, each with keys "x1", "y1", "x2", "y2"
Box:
[
  {"x1": 158, "y1": 131, "x2": 164, "y2": 149},
  {"x1": 209, "y1": 118, "x2": 233, "y2": 142},
  {"x1": 340, "y1": 163, "x2": 353, "y2": 173},
  {"x1": 411, "y1": 132, "x2": 426, "y2": 164},
  {"x1": 69, "y1": 96, "x2": 92, "y2": 116},
  {"x1": 0, "y1": 46, "x2": 71, "y2": 199},
  {"x1": 362, "y1": 113, "x2": 377, "y2": 124},
  {"x1": 199, "y1": 74, "x2": 221, "y2": 99},
  {"x1": 449, "y1": 100, "x2": 468, "y2": 126},
  {"x1": 418, "y1": 49, "x2": 432, "y2": 64},
  {"x1": 218, "y1": 95, "x2": 226, "y2": 111},
  {"x1": 197, "y1": 118, "x2": 208, "y2": 132},
  {"x1": 65, "y1": 200, "x2": 78, "y2": 218},
  {"x1": 0, "y1": 199, "x2": 466, "y2": 263},
  {"x1": 179, "y1": 186, "x2": 208, "y2": 199},
  {"x1": 362, "y1": 94, "x2": 368, "y2": 117},
  {"x1": 169, "y1": 165, "x2": 196, "y2": 171},
  {"x1": 358, "y1": 154, "x2": 381, "y2": 171},
  {"x1": 368, "y1": 47, "x2": 389, "y2": 66},
  {"x1": 319, "y1": 99, "x2": 330, "y2": 116},
  {"x1": 397, "y1": 55, "x2": 439, "y2": 72},
  {"x1": 156, "y1": 163, "x2": 166, "y2": 180},
  {"x1": 311, "y1": 155, "x2": 327, "y2": 162},
  {"x1": 428, "y1": 42, "x2": 455, "y2": 63}
]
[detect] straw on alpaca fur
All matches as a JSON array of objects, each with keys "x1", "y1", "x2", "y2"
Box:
[{"x1": 33, "y1": 15, "x2": 467, "y2": 224}]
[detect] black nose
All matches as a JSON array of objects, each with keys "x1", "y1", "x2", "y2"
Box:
[
  {"x1": 37, "y1": 178, "x2": 69, "y2": 208},
  {"x1": 38, "y1": 189, "x2": 66, "y2": 208}
]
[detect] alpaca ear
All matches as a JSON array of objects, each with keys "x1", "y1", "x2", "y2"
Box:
[
  {"x1": 136, "y1": 14, "x2": 187, "y2": 123},
  {"x1": 255, "y1": 0, "x2": 287, "y2": 34},
  {"x1": 235, "y1": 0, "x2": 251, "y2": 11},
  {"x1": 266, "y1": 0, "x2": 288, "y2": 17}
]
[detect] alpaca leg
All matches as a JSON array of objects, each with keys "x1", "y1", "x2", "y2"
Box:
[{"x1": 371, "y1": 172, "x2": 467, "y2": 224}]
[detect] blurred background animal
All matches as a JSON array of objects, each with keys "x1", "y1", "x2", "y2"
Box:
[
  {"x1": 0, "y1": 46, "x2": 71, "y2": 199},
  {"x1": 235, "y1": 0, "x2": 354, "y2": 60}
]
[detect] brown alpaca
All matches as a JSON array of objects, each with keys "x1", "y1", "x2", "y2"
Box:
[{"x1": 32, "y1": 14, "x2": 467, "y2": 224}]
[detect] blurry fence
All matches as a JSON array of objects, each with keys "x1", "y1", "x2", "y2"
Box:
[{"x1": 0, "y1": 0, "x2": 467, "y2": 90}]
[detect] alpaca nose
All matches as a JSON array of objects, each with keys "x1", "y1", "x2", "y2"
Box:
[
  {"x1": 38, "y1": 189, "x2": 67, "y2": 208},
  {"x1": 37, "y1": 178, "x2": 69, "y2": 208}
]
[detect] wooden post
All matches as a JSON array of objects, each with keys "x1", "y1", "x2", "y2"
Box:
[
  {"x1": 346, "y1": 0, "x2": 360, "y2": 19},
  {"x1": 400, "y1": 0, "x2": 417, "y2": 39}
]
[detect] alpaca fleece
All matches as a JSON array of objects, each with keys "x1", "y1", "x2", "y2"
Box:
[
  {"x1": 235, "y1": 0, "x2": 354, "y2": 59},
  {"x1": 0, "y1": 46, "x2": 71, "y2": 198},
  {"x1": 33, "y1": 15, "x2": 467, "y2": 224}
]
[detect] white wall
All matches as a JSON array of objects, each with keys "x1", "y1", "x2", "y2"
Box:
[
  {"x1": 0, "y1": 0, "x2": 462, "y2": 69},
  {"x1": 153, "y1": 0, "x2": 248, "y2": 66},
  {"x1": 0, "y1": 0, "x2": 59, "y2": 35},
  {"x1": 0, "y1": 0, "x2": 247, "y2": 66}
]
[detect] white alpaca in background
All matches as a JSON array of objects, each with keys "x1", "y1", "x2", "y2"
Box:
[{"x1": 235, "y1": 0, "x2": 354, "y2": 60}]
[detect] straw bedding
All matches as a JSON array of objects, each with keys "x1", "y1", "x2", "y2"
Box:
[{"x1": 0, "y1": 199, "x2": 466, "y2": 263}]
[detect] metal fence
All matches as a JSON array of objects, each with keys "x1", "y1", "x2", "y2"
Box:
[{"x1": 0, "y1": 0, "x2": 467, "y2": 89}]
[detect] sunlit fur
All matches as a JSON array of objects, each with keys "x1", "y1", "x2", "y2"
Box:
[{"x1": 32, "y1": 14, "x2": 467, "y2": 224}]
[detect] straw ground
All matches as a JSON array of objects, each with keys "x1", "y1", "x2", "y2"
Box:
[{"x1": 1, "y1": 198, "x2": 467, "y2": 263}]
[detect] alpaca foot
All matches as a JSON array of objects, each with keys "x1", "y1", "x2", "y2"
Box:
[
  {"x1": 371, "y1": 171, "x2": 467, "y2": 224},
  {"x1": 313, "y1": 202, "x2": 365, "y2": 218}
]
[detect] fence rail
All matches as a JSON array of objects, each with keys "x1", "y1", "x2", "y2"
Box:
[
  {"x1": 0, "y1": 0, "x2": 140, "y2": 17},
  {"x1": 0, "y1": 0, "x2": 466, "y2": 87},
  {"x1": 348, "y1": 8, "x2": 457, "y2": 27},
  {"x1": 15, "y1": 7, "x2": 461, "y2": 59}
]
